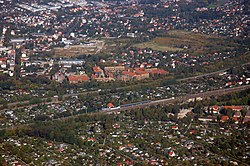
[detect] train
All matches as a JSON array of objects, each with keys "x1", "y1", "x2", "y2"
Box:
[
  {"x1": 120, "y1": 100, "x2": 152, "y2": 108},
  {"x1": 101, "y1": 100, "x2": 152, "y2": 111}
]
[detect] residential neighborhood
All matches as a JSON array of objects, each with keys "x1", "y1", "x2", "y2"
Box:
[{"x1": 0, "y1": 0, "x2": 249, "y2": 165}]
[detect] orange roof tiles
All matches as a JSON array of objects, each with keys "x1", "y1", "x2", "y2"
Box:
[
  {"x1": 224, "y1": 106, "x2": 243, "y2": 111},
  {"x1": 213, "y1": 105, "x2": 219, "y2": 110},
  {"x1": 107, "y1": 102, "x2": 114, "y2": 108},
  {"x1": 232, "y1": 117, "x2": 239, "y2": 122},
  {"x1": 221, "y1": 115, "x2": 229, "y2": 122},
  {"x1": 150, "y1": 69, "x2": 168, "y2": 75},
  {"x1": 107, "y1": 72, "x2": 114, "y2": 78},
  {"x1": 68, "y1": 75, "x2": 89, "y2": 83},
  {"x1": 93, "y1": 65, "x2": 102, "y2": 73},
  {"x1": 135, "y1": 70, "x2": 149, "y2": 75},
  {"x1": 0, "y1": 58, "x2": 7, "y2": 62},
  {"x1": 122, "y1": 71, "x2": 136, "y2": 77}
]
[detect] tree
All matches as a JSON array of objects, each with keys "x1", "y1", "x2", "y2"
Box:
[
  {"x1": 34, "y1": 115, "x2": 51, "y2": 121},
  {"x1": 226, "y1": 109, "x2": 234, "y2": 119},
  {"x1": 29, "y1": 98, "x2": 42, "y2": 105}
]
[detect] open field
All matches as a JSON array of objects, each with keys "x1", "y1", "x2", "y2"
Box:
[
  {"x1": 53, "y1": 38, "x2": 132, "y2": 57},
  {"x1": 100, "y1": 37, "x2": 132, "y2": 55},
  {"x1": 53, "y1": 40, "x2": 105, "y2": 57},
  {"x1": 134, "y1": 30, "x2": 238, "y2": 54},
  {"x1": 207, "y1": 0, "x2": 228, "y2": 8}
]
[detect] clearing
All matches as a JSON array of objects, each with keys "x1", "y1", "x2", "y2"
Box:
[
  {"x1": 53, "y1": 40, "x2": 105, "y2": 58},
  {"x1": 53, "y1": 38, "x2": 132, "y2": 57},
  {"x1": 134, "y1": 30, "x2": 238, "y2": 55}
]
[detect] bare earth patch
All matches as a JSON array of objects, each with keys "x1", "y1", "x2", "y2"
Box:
[{"x1": 53, "y1": 40, "x2": 105, "y2": 58}]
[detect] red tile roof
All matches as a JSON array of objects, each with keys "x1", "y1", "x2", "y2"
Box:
[
  {"x1": 135, "y1": 70, "x2": 149, "y2": 75},
  {"x1": 224, "y1": 106, "x2": 243, "y2": 111},
  {"x1": 0, "y1": 58, "x2": 7, "y2": 62},
  {"x1": 93, "y1": 65, "x2": 102, "y2": 73},
  {"x1": 68, "y1": 75, "x2": 89, "y2": 83},
  {"x1": 122, "y1": 71, "x2": 136, "y2": 77},
  {"x1": 189, "y1": 130, "x2": 197, "y2": 134},
  {"x1": 232, "y1": 117, "x2": 239, "y2": 122},
  {"x1": 107, "y1": 72, "x2": 114, "y2": 78},
  {"x1": 171, "y1": 125, "x2": 178, "y2": 129},
  {"x1": 221, "y1": 115, "x2": 229, "y2": 122},
  {"x1": 213, "y1": 105, "x2": 219, "y2": 110},
  {"x1": 150, "y1": 69, "x2": 168, "y2": 75},
  {"x1": 107, "y1": 102, "x2": 114, "y2": 108},
  {"x1": 87, "y1": 137, "x2": 96, "y2": 141}
]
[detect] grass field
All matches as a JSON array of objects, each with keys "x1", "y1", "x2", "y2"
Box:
[
  {"x1": 134, "y1": 30, "x2": 238, "y2": 54},
  {"x1": 207, "y1": 0, "x2": 228, "y2": 8},
  {"x1": 100, "y1": 38, "x2": 132, "y2": 55}
]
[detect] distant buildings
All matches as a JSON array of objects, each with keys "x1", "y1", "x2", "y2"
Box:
[{"x1": 68, "y1": 74, "x2": 89, "y2": 84}]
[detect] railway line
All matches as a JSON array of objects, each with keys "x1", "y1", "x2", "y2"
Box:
[
  {"x1": 104, "y1": 85, "x2": 250, "y2": 113},
  {"x1": 1, "y1": 85, "x2": 249, "y2": 131}
]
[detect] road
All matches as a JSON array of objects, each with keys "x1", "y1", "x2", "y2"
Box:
[
  {"x1": 177, "y1": 69, "x2": 228, "y2": 82},
  {"x1": 1, "y1": 84, "x2": 249, "y2": 115},
  {"x1": 1, "y1": 62, "x2": 250, "y2": 110}
]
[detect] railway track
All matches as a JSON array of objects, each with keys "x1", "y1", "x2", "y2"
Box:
[
  {"x1": 1, "y1": 85, "x2": 249, "y2": 131},
  {"x1": 105, "y1": 85, "x2": 250, "y2": 113}
]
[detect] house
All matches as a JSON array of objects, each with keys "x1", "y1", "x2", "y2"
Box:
[
  {"x1": 92, "y1": 76, "x2": 115, "y2": 82},
  {"x1": 120, "y1": 71, "x2": 137, "y2": 81},
  {"x1": 168, "y1": 150, "x2": 176, "y2": 157},
  {"x1": 107, "y1": 72, "x2": 114, "y2": 79},
  {"x1": 225, "y1": 82, "x2": 233, "y2": 86},
  {"x1": 243, "y1": 109, "x2": 250, "y2": 124},
  {"x1": 107, "y1": 102, "x2": 114, "y2": 108},
  {"x1": 198, "y1": 116, "x2": 216, "y2": 122},
  {"x1": 127, "y1": 33, "x2": 135, "y2": 38},
  {"x1": 67, "y1": 74, "x2": 89, "y2": 84},
  {"x1": 135, "y1": 68, "x2": 149, "y2": 80},
  {"x1": 171, "y1": 125, "x2": 178, "y2": 130},
  {"x1": 232, "y1": 117, "x2": 239, "y2": 124},
  {"x1": 146, "y1": 68, "x2": 169, "y2": 75},
  {"x1": 104, "y1": 66, "x2": 125, "y2": 73},
  {"x1": 0, "y1": 57, "x2": 7, "y2": 65},
  {"x1": 87, "y1": 137, "x2": 96, "y2": 142},
  {"x1": 113, "y1": 123, "x2": 120, "y2": 129},
  {"x1": 59, "y1": 59, "x2": 85, "y2": 66},
  {"x1": 189, "y1": 130, "x2": 197, "y2": 135},
  {"x1": 212, "y1": 105, "x2": 219, "y2": 114},
  {"x1": 178, "y1": 109, "x2": 192, "y2": 119},
  {"x1": 223, "y1": 106, "x2": 243, "y2": 111},
  {"x1": 233, "y1": 111, "x2": 241, "y2": 118},
  {"x1": 93, "y1": 65, "x2": 104, "y2": 77},
  {"x1": 52, "y1": 72, "x2": 66, "y2": 83},
  {"x1": 220, "y1": 115, "x2": 229, "y2": 122}
]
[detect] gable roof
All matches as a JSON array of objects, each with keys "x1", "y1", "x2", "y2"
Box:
[
  {"x1": 221, "y1": 115, "x2": 229, "y2": 122},
  {"x1": 135, "y1": 68, "x2": 149, "y2": 75},
  {"x1": 93, "y1": 65, "x2": 102, "y2": 73},
  {"x1": 224, "y1": 106, "x2": 243, "y2": 111},
  {"x1": 68, "y1": 75, "x2": 89, "y2": 83},
  {"x1": 0, "y1": 58, "x2": 7, "y2": 62},
  {"x1": 107, "y1": 102, "x2": 114, "y2": 108},
  {"x1": 122, "y1": 71, "x2": 136, "y2": 77}
]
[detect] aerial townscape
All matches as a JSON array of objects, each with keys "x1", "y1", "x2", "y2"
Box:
[{"x1": 0, "y1": 0, "x2": 249, "y2": 165}]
